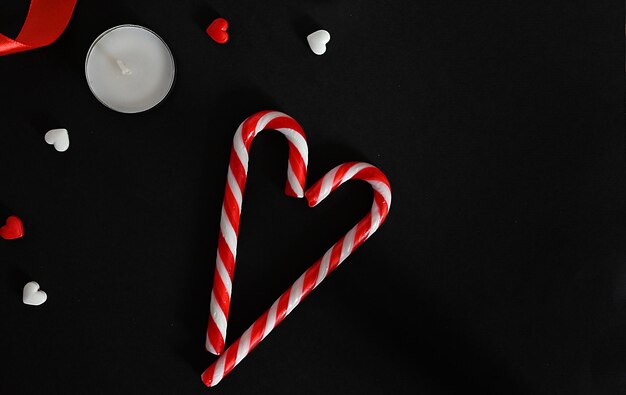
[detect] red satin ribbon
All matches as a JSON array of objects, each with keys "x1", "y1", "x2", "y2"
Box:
[{"x1": 0, "y1": 0, "x2": 77, "y2": 56}]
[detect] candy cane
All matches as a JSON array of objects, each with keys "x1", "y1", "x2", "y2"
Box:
[
  {"x1": 202, "y1": 162, "x2": 392, "y2": 386},
  {"x1": 206, "y1": 111, "x2": 309, "y2": 355}
]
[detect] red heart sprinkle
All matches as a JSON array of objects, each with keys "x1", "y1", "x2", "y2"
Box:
[
  {"x1": 206, "y1": 18, "x2": 229, "y2": 44},
  {"x1": 0, "y1": 215, "x2": 24, "y2": 240}
]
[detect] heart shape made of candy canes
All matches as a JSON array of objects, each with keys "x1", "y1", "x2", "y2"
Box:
[{"x1": 202, "y1": 111, "x2": 391, "y2": 386}]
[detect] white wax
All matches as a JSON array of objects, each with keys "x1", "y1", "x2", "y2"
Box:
[{"x1": 85, "y1": 25, "x2": 175, "y2": 113}]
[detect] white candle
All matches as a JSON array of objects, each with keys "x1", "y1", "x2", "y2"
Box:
[{"x1": 85, "y1": 25, "x2": 175, "y2": 113}]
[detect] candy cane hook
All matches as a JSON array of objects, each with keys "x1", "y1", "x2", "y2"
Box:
[
  {"x1": 202, "y1": 162, "x2": 392, "y2": 386},
  {"x1": 206, "y1": 111, "x2": 309, "y2": 355}
]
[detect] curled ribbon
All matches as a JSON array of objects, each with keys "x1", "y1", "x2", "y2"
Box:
[{"x1": 0, "y1": 0, "x2": 77, "y2": 56}]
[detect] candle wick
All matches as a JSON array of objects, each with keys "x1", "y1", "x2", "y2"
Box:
[{"x1": 116, "y1": 59, "x2": 132, "y2": 75}]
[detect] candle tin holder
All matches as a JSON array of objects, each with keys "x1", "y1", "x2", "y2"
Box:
[{"x1": 85, "y1": 24, "x2": 176, "y2": 113}]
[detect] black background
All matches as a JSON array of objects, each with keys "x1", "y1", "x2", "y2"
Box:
[{"x1": 1, "y1": 1, "x2": 625, "y2": 394}]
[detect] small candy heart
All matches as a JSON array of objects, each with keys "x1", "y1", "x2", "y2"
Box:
[
  {"x1": 0, "y1": 215, "x2": 24, "y2": 240},
  {"x1": 307, "y1": 29, "x2": 330, "y2": 55},
  {"x1": 23, "y1": 281, "x2": 47, "y2": 306},
  {"x1": 45, "y1": 128, "x2": 70, "y2": 152},
  {"x1": 206, "y1": 18, "x2": 229, "y2": 44}
]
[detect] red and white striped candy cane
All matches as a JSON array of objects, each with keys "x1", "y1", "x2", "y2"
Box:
[
  {"x1": 202, "y1": 162, "x2": 392, "y2": 386},
  {"x1": 206, "y1": 111, "x2": 309, "y2": 355}
]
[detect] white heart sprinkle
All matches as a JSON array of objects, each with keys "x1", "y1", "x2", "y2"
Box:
[
  {"x1": 307, "y1": 30, "x2": 331, "y2": 55},
  {"x1": 23, "y1": 281, "x2": 47, "y2": 306},
  {"x1": 44, "y1": 129, "x2": 70, "y2": 152}
]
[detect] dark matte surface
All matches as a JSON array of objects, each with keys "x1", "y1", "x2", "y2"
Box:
[{"x1": 0, "y1": 1, "x2": 624, "y2": 394}]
